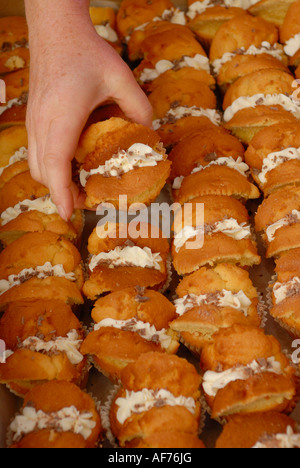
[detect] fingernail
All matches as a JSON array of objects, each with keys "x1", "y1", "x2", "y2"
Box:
[{"x1": 57, "y1": 205, "x2": 69, "y2": 222}]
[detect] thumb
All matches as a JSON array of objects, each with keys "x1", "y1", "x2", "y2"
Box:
[{"x1": 110, "y1": 65, "x2": 153, "y2": 127}]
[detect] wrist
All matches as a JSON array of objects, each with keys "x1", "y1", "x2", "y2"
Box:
[{"x1": 25, "y1": 0, "x2": 92, "y2": 46}]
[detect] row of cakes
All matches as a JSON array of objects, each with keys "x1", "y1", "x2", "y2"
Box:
[
  {"x1": 0, "y1": 12, "x2": 106, "y2": 449},
  {"x1": 76, "y1": 0, "x2": 300, "y2": 448},
  {"x1": 0, "y1": 8, "x2": 206, "y2": 449},
  {"x1": 205, "y1": 1, "x2": 300, "y2": 447},
  {"x1": 114, "y1": 0, "x2": 300, "y2": 448}
]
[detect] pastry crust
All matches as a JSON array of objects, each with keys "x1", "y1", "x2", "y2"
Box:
[
  {"x1": 216, "y1": 412, "x2": 297, "y2": 448},
  {"x1": 116, "y1": 0, "x2": 174, "y2": 41},
  {"x1": 172, "y1": 195, "x2": 261, "y2": 275},
  {"x1": 201, "y1": 324, "x2": 297, "y2": 419},
  {"x1": 9, "y1": 381, "x2": 103, "y2": 448},
  {"x1": 224, "y1": 105, "x2": 298, "y2": 145},
  {"x1": 76, "y1": 118, "x2": 171, "y2": 209},
  {"x1": 249, "y1": 0, "x2": 296, "y2": 27},
  {"x1": 223, "y1": 69, "x2": 294, "y2": 110},
  {"x1": 0, "y1": 125, "x2": 28, "y2": 188},
  {"x1": 0, "y1": 300, "x2": 87, "y2": 396},
  {"x1": 255, "y1": 186, "x2": 300, "y2": 257},
  {"x1": 110, "y1": 352, "x2": 201, "y2": 447},
  {"x1": 149, "y1": 80, "x2": 217, "y2": 120},
  {"x1": 147, "y1": 67, "x2": 216, "y2": 94},
  {"x1": 170, "y1": 264, "x2": 261, "y2": 351},
  {"x1": 188, "y1": 6, "x2": 247, "y2": 49},
  {"x1": 0, "y1": 231, "x2": 84, "y2": 287},
  {"x1": 0, "y1": 170, "x2": 49, "y2": 213},
  {"x1": 83, "y1": 223, "x2": 170, "y2": 300},
  {"x1": 245, "y1": 122, "x2": 300, "y2": 195},
  {"x1": 169, "y1": 127, "x2": 244, "y2": 180},
  {"x1": 80, "y1": 287, "x2": 179, "y2": 381},
  {"x1": 210, "y1": 13, "x2": 278, "y2": 62},
  {"x1": 128, "y1": 432, "x2": 206, "y2": 448}
]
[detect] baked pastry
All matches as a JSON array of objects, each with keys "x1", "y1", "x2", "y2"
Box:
[
  {"x1": 154, "y1": 118, "x2": 221, "y2": 150},
  {"x1": 245, "y1": 122, "x2": 300, "y2": 196},
  {"x1": 215, "y1": 52, "x2": 288, "y2": 95},
  {"x1": 209, "y1": 14, "x2": 279, "y2": 63},
  {"x1": 8, "y1": 381, "x2": 103, "y2": 448},
  {"x1": 89, "y1": 6, "x2": 122, "y2": 54},
  {"x1": 187, "y1": 1, "x2": 247, "y2": 49},
  {"x1": 133, "y1": 25, "x2": 211, "y2": 88},
  {"x1": 80, "y1": 287, "x2": 179, "y2": 382},
  {"x1": 0, "y1": 231, "x2": 84, "y2": 308},
  {"x1": 255, "y1": 186, "x2": 300, "y2": 258},
  {"x1": 116, "y1": 0, "x2": 182, "y2": 42},
  {"x1": 109, "y1": 352, "x2": 201, "y2": 447},
  {"x1": 280, "y1": 0, "x2": 300, "y2": 68},
  {"x1": 0, "y1": 198, "x2": 83, "y2": 248},
  {"x1": 128, "y1": 20, "x2": 188, "y2": 63},
  {"x1": 168, "y1": 130, "x2": 259, "y2": 204},
  {"x1": 147, "y1": 66, "x2": 216, "y2": 94},
  {"x1": 76, "y1": 118, "x2": 171, "y2": 209},
  {"x1": 83, "y1": 222, "x2": 170, "y2": 300},
  {"x1": 223, "y1": 69, "x2": 298, "y2": 144},
  {"x1": 0, "y1": 16, "x2": 29, "y2": 74},
  {"x1": 0, "y1": 124, "x2": 28, "y2": 188},
  {"x1": 0, "y1": 67, "x2": 28, "y2": 130},
  {"x1": 172, "y1": 195, "x2": 261, "y2": 276},
  {"x1": 201, "y1": 324, "x2": 297, "y2": 419},
  {"x1": 269, "y1": 248, "x2": 300, "y2": 337},
  {"x1": 149, "y1": 79, "x2": 217, "y2": 122},
  {"x1": 170, "y1": 264, "x2": 261, "y2": 354},
  {"x1": 249, "y1": 0, "x2": 296, "y2": 27},
  {"x1": 0, "y1": 300, "x2": 88, "y2": 397},
  {"x1": 0, "y1": 170, "x2": 49, "y2": 213},
  {"x1": 215, "y1": 412, "x2": 298, "y2": 448}
]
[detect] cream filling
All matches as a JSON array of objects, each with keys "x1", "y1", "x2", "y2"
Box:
[
  {"x1": 115, "y1": 388, "x2": 196, "y2": 425},
  {"x1": 258, "y1": 147, "x2": 300, "y2": 185},
  {"x1": 174, "y1": 219, "x2": 251, "y2": 253},
  {"x1": 223, "y1": 93, "x2": 300, "y2": 122},
  {"x1": 80, "y1": 143, "x2": 164, "y2": 187},
  {"x1": 94, "y1": 24, "x2": 118, "y2": 43},
  {"x1": 89, "y1": 245, "x2": 163, "y2": 272},
  {"x1": 0, "y1": 147, "x2": 28, "y2": 177},
  {"x1": 266, "y1": 210, "x2": 300, "y2": 242},
  {"x1": 273, "y1": 277, "x2": 300, "y2": 305},
  {"x1": 253, "y1": 427, "x2": 300, "y2": 449},
  {"x1": 212, "y1": 42, "x2": 284, "y2": 75},
  {"x1": 94, "y1": 318, "x2": 172, "y2": 350},
  {"x1": 172, "y1": 156, "x2": 249, "y2": 189},
  {"x1": 0, "y1": 97, "x2": 21, "y2": 116},
  {"x1": 10, "y1": 405, "x2": 96, "y2": 442},
  {"x1": 203, "y1": 357, "x2": 283, "y2": 397},
  {"x1": 0, "y1": 262, "x2": 76, "y2": 297},
  {"x1": 1, "y1": 195, "x2": 59, "y2": 226},
  {"x1": 187, "y1": 0, "x2": 261, "y2": 19},
  {"x1": 153, "y1": 106, "x2": 221, "y2": 130},
  {"x1": 5, "y1": 330, "x2": 84, "y2": 365},
  {"x1": 125, "y1": 8, "x2": 186, "y2": 41},
  {"x1": 284, "y1": 33, "x2": 300, "y2": 57},
  {"x1": 139, "y1": 54, "x2": 210, "y2": 83},
  {"x1": 174, "y1": 290, "x2": 252, "y2": 316}
]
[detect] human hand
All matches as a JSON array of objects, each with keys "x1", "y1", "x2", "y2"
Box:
[{"x1": 25, "y1": 1, "x2": 153, "y2": 221}]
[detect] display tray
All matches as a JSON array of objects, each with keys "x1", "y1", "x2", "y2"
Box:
[{"x1": 1, "y1": 0, "x2": 300, "y2": 450}]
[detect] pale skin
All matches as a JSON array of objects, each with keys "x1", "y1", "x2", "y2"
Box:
[{"x1": 24, "y1": 0, "x2": 153, "y2": 220}]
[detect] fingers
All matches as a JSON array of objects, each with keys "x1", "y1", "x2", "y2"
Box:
[{"x1": 37, "y1": 114, "x2": 87, "y2": 220}]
